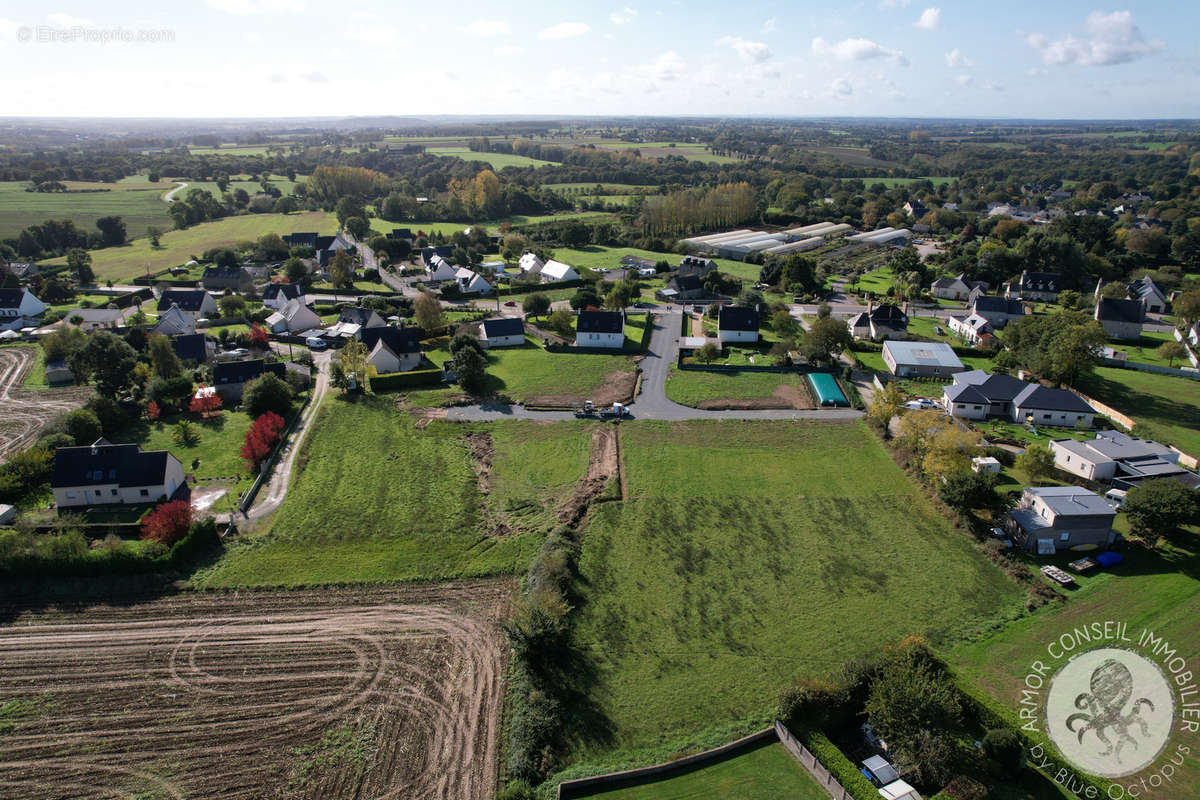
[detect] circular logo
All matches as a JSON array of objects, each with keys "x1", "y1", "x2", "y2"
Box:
[{"x1": 1045, "y1": 647, "x2": 1175, "y2": 778}]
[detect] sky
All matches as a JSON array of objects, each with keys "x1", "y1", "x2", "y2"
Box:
[{"x1": 0, "y1": 0, "x2": 1197, "y2": 119}]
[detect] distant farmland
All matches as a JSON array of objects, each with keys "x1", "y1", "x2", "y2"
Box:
[{"x1": 0, "y1": 181, "x2": 173, "y2": 239}]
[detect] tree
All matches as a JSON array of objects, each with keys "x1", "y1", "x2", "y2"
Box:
[
  {"x1": 450, "y1": 333, "x2": 488, "y2": 395},
  {"x1": 1156, "y1": 341, "x2": 1188, "y2": 368},
  {"x1": 570, "y1": 287, "x2": 601, "y2": 310},
  {"x1": 413, "y1": 291, "x2": 447, "y2": 333},
  {"x1": 284, "y1": 256, "x2": 310, "y2": 288},
  {"x1": 868, "y1": 382, "x2": 904, "y2": 428},
  {"x1": 523, "y1": 293, "x2": 551, "y2": 320},
  {"x1": 1015, "y1": 444, "x2": 1056, "y2": 483},
  {"x1": 63, "y1": 409, "x2": 103, "y2": 445},
  {"x1": 1123, "y1": 479, "x2": 1200, "y2": 546},
  {"x1": 66, "y1": 248, "x2": 94, "y2": 284},
  {"x1": 696, "y1": 342, "x2": 720, "y2": 363},
  {"x1": 147, "y1": 375, "x2": 194, "y2": 412},
  {"x1": 546, "y1": 307, "x2": 574, "y2": 335},
  {"x1": 339, "y1": 337, "x2": 369, "y2": 390},
  {"x1": 922, "y1": 427, "x2": 983, "y2": 482},
  {"x1": 800, "y1": 316, "x2": 852, "y2": 363},
  {"x1": 737, "y1": 287, "x2": 764, "y2": 308},
  {"x1": 982, "y1": 728, "x2": 1026, "y2": 777},
  {"x1": 240, "y1": 410, "x2": 286, "y2": 470},
  {"x1": 172, "y1": 419, "x2": 201, "y2": 447},
  {"x1": 218, "y1": 295, "x2": 247, "y2": 318},
  {"x1": 243, "y1": 373, "x2": 293, "y2": 417},
  {"x1": 95, "y1": 215, "x2": 126, "y2": 247},
  {"x1": 273, "y1": 196, "x2": 298, "y2": 214},
  {"x1": 140, "y1": 500, "x2": 193, "y2": 546},
  {"x1": 344, "y1": 216, "x2": 370, "y2": 240},
  {"x1": 148, "y1": 333, "x2": 183, "y2": 379},
  {"x1": 147, "y1": 226, "x2": 163, "y2": 247},
  {"x1": 335, "y1": 196, "x2": 367, "y2": 227},
  {"x1": 1173, "y1": 290, "x2": 1200, "y2": 328},
  {"x1": 248, "y1": 323, "x2": 270, "y2": 348},
  {"x1": 605, "y1": 279, "x2": 639, "y2": 311},
  {"x1": 188, "y1": 385, "x2": 223, "y2": 418},
  {"x1": 328, "y1": 249, "x2": 354, "y2": 289},
  {"x1": 41, "y1": 324, "x2": 86, "y2": 365},
  {"x1": 939, "y1": 470, "x2": 999, "y2": 512},
  {"x1": 146, "y1": 400, "x2": 161, "y2": 421},
  {"x1": 70, "y1": 330, "x2": 138, "y2": 398},
  {"x1": 769, "y1": 309, "x2": 798, "y2": 338}
]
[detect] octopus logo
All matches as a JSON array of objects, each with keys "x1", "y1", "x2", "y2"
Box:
[{"x1": 1045, "y1": 648, "x2": 1175, "y2": 778}]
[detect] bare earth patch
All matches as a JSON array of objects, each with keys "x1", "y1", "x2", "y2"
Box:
[
  {"x1": 695, "y1": 382, "x2": 816, "y2": 410},
  {"x1": 0, "y1": 582, "x2": 511, "y2": 800},
  {"x1": 0, "y1": 348, "x2": 90, "y2": 462},
  {"x1": 559, "y1": 426, "x2": 621, "y2": 525},
  {"x1": 525, "y1": 369, "x2": 639, "y2": 409}
]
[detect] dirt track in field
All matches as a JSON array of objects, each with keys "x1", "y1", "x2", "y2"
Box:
[
  {"x1": 0, "y1": 347, "x2": 90, "y2": 462},
  {"x1": 0, "y1": 582, "x2": 511, "y2": 800},
  {"x1": 559, "y1": 426, "x2": 621, "y2": 525}
]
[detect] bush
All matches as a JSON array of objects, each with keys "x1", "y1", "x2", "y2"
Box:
[
  {"x1": 241, "y1": 411, "x2": 286, "y2": 470},
  {"x1": 981, "y1": 727, "x2": 1025, "y2": 776},
  {"x1": 0, "y1": 447, "x2": 55, "y2": 505},
  {"x1": 140, "y1": 500, "x2": 194, "y2": 546},
  {"x1": 63, "y1": 409, "x2": 103, "y2": 445},
  {"x1": 778, "y1": 678, "x2": 847, "y2": 731},
  {"x1": 242, "y1": 373, "x2": 293, "y2": 417},
  {"x1": 939, "y1": 775, "x2": 988, "y2": 800},
  {"x1": 799, "y1": 729, "x2": 879, "y2": 800}
]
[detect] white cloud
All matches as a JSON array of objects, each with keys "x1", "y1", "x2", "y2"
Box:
[
  {"x1": 1027, "y1": 11, "x2": 1163, "y2": 66},
  {"x1": 207, "y1": 0, "x2": 303, "y2": 14},
  {"x1": 984, "y1": 80, "x2": 1004, "y2": 92},
  {"x1": 494, "y1": 44, "x2": 524, "y2": 56},
  {"x1": 879, "y1": 0, "x2": 910, "y2": 7},
  {"x1": 644, "y1": 50, "x2": 685, "y2": 82},
  {"x1": 812, "y1": 37, "x2": 908, "y2": 66},
  {"x1": 47, "y1": 12, "x2": 94, "y2": 27},
  {"x1": 464, "y1": 19, "x2": 510, "y2": 38},
  {"x1": 717, "y1": 36, "x2": 772, "y2": 64},
  {"x1": 829, "y1": 77, "x2": 853, "y2": 96},
  {"x1": 761, "y1": 17, "x2": 776, "y2": 34},
  {"x1": 945, "y1": 48, "x2": 974, "y2": 68},
  {"x1": 610, "y1": 7, "x2": 637, "y2": 25},
  {"x1": 954, "y1": 74, "x2": 972, "y2": 87},
  {"x1": 914, "y1": 7, "x2": 940, "y2": 30},
  {"x1": 538, "y1": 22, "x2": 590, "y2": 40}
]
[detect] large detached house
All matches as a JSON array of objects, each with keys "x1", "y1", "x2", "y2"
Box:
[
  {"x1": 157, "y1": 289, "x2": 218, "y2": 321},
  {"x1": 152, "y1": 304, "x2": 195, "y2": 336},
  {"x1": 213, "y1": 359, "x2": 286, "y2": 402},
  {"x1": 0, "y1": 288, "x2": 47, "y2": 331},
  {"x1": 576, "y1": 310, "x2": 625, "y2": 348},
  {"x1": 930, "y1": 274, "x2": 988, "y2": 301},
  {"x1": 201, "y1": 265, "x2": 253, "y2": 293},
  {"x1": 1006, "y1": 486, "x2": 1117, "y2": 554},
  {"x1": 1094, "y1": 297, "x2": 1144, "y2": 340},
  {"x1": 262, "y1": 282, "x2": 305, "y2": 310},
  {"x1": 678, "y1": 256, "x2": 717, "y2": 278},
  {"x1": 426, "y1": 255, "x2": 458, "y2": 282},
  {"x1": 970, "y1": 296, "x2": 1026, "y2": 329},
  {"x1": 1127, "y1": 276, "x2": 1167, "y2": 314},
  {"x1": 1049, "y1": 431, "x2": 1200, "y2": 490},
  {"x1": 717, "y1": 306, "x2": 759, "y2": 344},
  {"x1": 941, "y1": 370, "x2": 1096, "y2": 427},
  {"x1": 51, "y1": 439, "x2": 186, "y2": 510},
  {"x1": 265, "y1": 298, "x2": 321, "y2": 334},
  {"x1": 946, "y1": 312, "x2": 994, "y2": 345},
  {"x1": 362, "y1": 326, "x2": 423, "y2": 374},
  {"x1": 846, "y1": 304, "x2": 908, "y2": 341},
  {"x1": 480, "y1": 317, "x2": 525, "y2": 348},
  {"x1": 882, "y1": 340, "x2": 964, "y2": 378},
  {"x1": 324, "y1": 306, "x2": 386, "y2": 339},
  {"x1": 1006, "y1": 270, "x2": 1061, "y2": 302}
]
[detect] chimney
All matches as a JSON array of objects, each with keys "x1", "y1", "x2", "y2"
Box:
[{"x1": 867, "y1": 299, "x2": 874, "y2": 314}]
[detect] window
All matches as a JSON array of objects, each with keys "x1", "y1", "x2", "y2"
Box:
[
  {"x1": 66, "y1": 492, "x2": 75, "y2": 499},
  {"x1": 1060, "y1": 532, "x2": 1070, "y2": 542},
  {"x1": 140, "y1": 489, "x2": 149, "y2": 497},
  {"x1": 111, "y1": 489, "x2": 118, "y2": 496}
]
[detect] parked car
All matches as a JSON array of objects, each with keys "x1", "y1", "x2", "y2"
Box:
[
  {"x1": 904, "y1": 398, "x2": 938, "y2": 410},
  {"x1": 223, "y1": 347, "x2": 250, "y2": 358},
  {"x1": 504, "y1": 301, "x2": 517, "y2": 307},
  {"x1": 305, "y1": 337, "x2": 327, "y2": 350}
]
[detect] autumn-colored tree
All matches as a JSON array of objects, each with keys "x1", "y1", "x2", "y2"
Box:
[
  {"x1": 240, "y1": 411, "x2": 286, "y2": 471},
  {"x1": 140, "y1": 500, "x2": 193, "y2": 546},
  {"x1": 249, "y1": 323, "x2": 270, "y2": 347},
  {"x1": 146, "y1": 400, "x2": 161, "y2": 421},
  {"x1": 188, "y1": 385, "x2": 223, "y2": 418}
]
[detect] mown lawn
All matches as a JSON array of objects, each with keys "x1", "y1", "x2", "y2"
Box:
[
  {"x1": 1075, "y1": 367, "x2": 1200, "y2": 456},
  {"x1": 0, "y1": 180, "x2": 173, "y2": 239},
  {"x1": 574, "y1": 742, "x2": 827, "y2": 800},
  {"x1": 116, "y1": 409, "x2": 254, "y2": 490},
  {"x1": 43, "y1": 211, "x2": 338, "y2": 283},
  {"x1": 192, "y1": 400, "x2": 592, "y2": 587},
  {"x1": 664, "y1": 366, "x2": 810, "y2": 407},
  {"x1": 1110, "y1": 330, "x2": 1186, "y2": 367},
  {"x1": 560, "y1": 421, "x2": 1025, "y2": 777}
]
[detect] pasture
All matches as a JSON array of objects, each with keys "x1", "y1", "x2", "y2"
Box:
[
  {"x1": 425, "y1": 146, "x2": 557, "y2": 169},
  {"x1": 0, "y1": 180, "x2": 172, "y2": 239},
  {"x1": 562, "y1": 420, "x2": 1024, "y2": 775},
  {"x1": 664, "y1": 367, "x2": 813, "y2": 409},
  {"x1": 841, "y1": 176, "x2": 953, "y2": 188},
  {"x1": 175, "y1": 174, "x2": 301, "y2": 201},
  {"x1": 42, "y1": 211, "x2": 338, "y2": 283},
  {"x1": 1074, "y1": 367, "x2": 1200, "y2": 456}
]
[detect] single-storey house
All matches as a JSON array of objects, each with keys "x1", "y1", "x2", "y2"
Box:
[
  {"x1": 261, "y1": 282, "x2": 306, "y2": 311},
  {"x1": 930, "y1": 273, "x2": 988, "y2": 301},
  {"x1": 846, "y1": 304, "x2": 908, "y2": 341},
  {"x1": 265, "y1": 299, "x2": 321, "y2": 334},
  {"x1": 171, "y1": 332, "x2": 210, "y2": 364},
  {"x1": 1049, "y1": 431, "x2": 1200, "y2": 490},
  {"x1": 881, "y1": 340, "x2": 965, "y2": 378},
  {"x1": 0, "y1": 287, "x2": 47, "y2": 331},
  {"x1": 156, "y1": 289, "x2": 217, "y2": 321},
  {"x1": 426, "y1": 255, "x2": 458, "y2": 282},
  {"x1": 946, "y1": 312, "x2": 993, "y2": 345},
  {"x1": 970, "y1": 296, "x2": 1026, "y2": 329},
  {"x1": 152, "y1": 304, "x2": 195, "y2": 336},
  {"x1": 64, "y1": 307, "x2": 123, "y2": 331},
  {"x1": 201, "y1": 265, "x2": 254, "y2": 293},
  {"x1": 362, "y1": 326, "x2": 423, "y2": 374},
  {"x1": 1006, "y1": 270, "x2": 1061, "y2": 302},
  {"x1": 480, "y1": 317, "x2": 525, "y2": 348},
  {"x1": 1094, "y1": 297, "x2": 1143, "y2": 340},
  {"x1": 212, "y1": 359, "x2": 286, "y2": 402},
  {"x1": 717, "y1": 306, "x2": 759, "y2": 344},
  {"x1": 454, "y1": 268, "x2": 492, "y2": 294},
  {"x1": 539, "y1": 259, "x2": 580, "y2": 284},
  {"x1": 678, "y1": 256, "x2": 717, "y2": 278},
  {"x1": 51, "y1": 438, "x2": 187, "y2": 510},
  {"x1": 1005, "y1": 486, "x2": 1117, "y2": 554},
  {"x1": 941, "y1": 370, "x2": 1096, "y2": 427},
  {"x1": 1127, "y1": 276, "x2": 1167, "y2": 314},
  {"x1": 576, "y1": 310, "x2": 625, "y2": 348}
]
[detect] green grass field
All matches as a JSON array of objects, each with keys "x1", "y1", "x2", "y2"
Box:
[
  {"x1": 193, "y1": 398, "x2": 597, "y2": 587},
  {"x1": 43, "y1": 211, "x2": 337, "y2": 283},
  {"x1": 117, "y1": 409, "x2": 255, "y2": 493},
  {"x1": 176, "y1": 175, "x2": 300, "y2": 202},
  {"x1": 0, "y1": 180, "x2": 173, "y2": 239},
  {"x1": 950, "y1": 535, "x2": 1200, "y2": 797},
  {"x1": 544, "y1": 183, "x2": 658, "y2": 193},
  {"x1": 1075, "y1": 367, "x2": 1200, "y2": 456},
  {"x1": 841, "y1": 176, "x2": 953, "y2": 188},
  {"x1": 1110, "y1": 331, "x2": 1184, "y2": 367},
  {"x1": 664, "y1": 367, "x2": 811, "y2": 408},
  {"x1": 561, "y1": 420, "x2": 1025, "y2": 776},
  {"x1": 573, "y1": 742, "x2": 828, "y2": 800},
  {"x1": 425, "y1": 146, "x2": 557, "y2": 169},
  {"x1": 553, "y1": 245, "x2": 754, "y2": 282}
]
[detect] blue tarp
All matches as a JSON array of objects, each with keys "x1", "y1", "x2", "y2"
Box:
[{"x1": 1096, "y1": 551, "x2": 1124, "y2": 568}]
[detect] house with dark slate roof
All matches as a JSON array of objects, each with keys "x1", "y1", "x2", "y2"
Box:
[
  {"x1": 0, "y1": 287, "x2": 47, "y2": 331},
  {"x1": 261, "y1": 282, "x2": 305, "y2": 311},
  {"x1": 1094, "y1": 297, "x2": 1144, "y2": 340},
  {"x1": 361, "y1": 326, "x2": 423, "y2": 374},
  {"x1": 576, "y1": 310, "x2": 625, "y2": 348},
  {"x1": 717, "y1": 306, "x2": 759, "y2": 344},
  {"x1": 480, "y1": 317, "x2": 525, "y2": 348},
  {"x1": 51, "y1": 439, "x2": 186, "y2": 510},
  {"x1": 846, "y1": 303, "x2": 908, "y2": 341},
  {"x1": 1126, "y1": 276, "x2": 1167, "y2": 314},
  {"x1": 156, "y1": 289, "x2": 217, "y2": 321},
  {"x1": 941, "y1": 369, "x2": 1096, "y2": 427},
  {"x1": 171, "y1": 333, "x2": 210, "y2": 364},
  {"x1": 1006, "y1": 270, "x2": 1061, "y2": 302},
  {"x1": 200, "y1": 264, "x2": 253, "y2": 293},
  {"x1": 677, "y1": 256, "x2": 717, "y2": 278},
  {"x1": 213, "y1": 359, "x2": 286, "y2": 402},
  {"x1": 970, "y1": 295, "x2": 1026, "y2": 329}
]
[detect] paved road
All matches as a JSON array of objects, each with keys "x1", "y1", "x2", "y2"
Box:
[
  {"x1": 447, "y1": 312, "x2": 864, "y2": 423},
  {"x1": 162, "y1": 181, "x2": 188, "y2": 202}
]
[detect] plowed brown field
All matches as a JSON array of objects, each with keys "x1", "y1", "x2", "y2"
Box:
[{"x1": 0, "y1": 582, "x2": 511, "y2": 799}]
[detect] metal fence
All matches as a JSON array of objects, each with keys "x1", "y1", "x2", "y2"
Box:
[{"x1": 773, "y1": 721, "x2": 859, "y2": 800}]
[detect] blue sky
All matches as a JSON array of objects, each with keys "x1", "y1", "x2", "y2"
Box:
[{"x1": 0, "y1": 1, "x2": 1196, "y2": 118}]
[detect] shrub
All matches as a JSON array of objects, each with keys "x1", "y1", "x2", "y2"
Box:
[
  {"x1": 172, "y1": 419, "x2": 201, "y2": 447},
  {"x1": 981, "y1": 727, "x2": 1025, "y2": 776},
  {"x1": 240, "y1": 411, "x2": 286, "y2": 470},
  {"x1": 778, "y1": 678, "x2": 846, "y2": 731},
  {"x1": 0, "y1": 447, "x2": 55, "y2": 505},
  {"x1": 63, "y1": 409, "x2": 103, "y2": 445},
  {"x1": 140, "y1": 500, "x2": 194, "y2": 546},
  {"x1": 939, "y1": 775, "x2": 988, "y2": 800},
  {"x1": 242, "y1": 373, "x2": 293, "y2": 418}
]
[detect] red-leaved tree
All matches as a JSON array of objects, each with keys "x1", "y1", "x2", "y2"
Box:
[
  {"x1": 140, "y1": 500, "x2": 193, "y2": 545},
  {"x1": 188, "y1": 385, "x2": 223, "y2": 418},
  {"x1": 249, "y1": 323, "x2": 270, "y2": 347},
  {"x1": 240, "y1": 411, "x2": 286, "y2": 471},
  {"x1": 146, "y1": 400, "x2": 161, "y2": 421}
]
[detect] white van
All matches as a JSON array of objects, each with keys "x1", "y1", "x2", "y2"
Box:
[
  {"x1": 305, "y1": 336, "x2": 327, "y2": 350},
  {"x1": 1104, "y1": 488, "x2": 1127, "y2": 509}
]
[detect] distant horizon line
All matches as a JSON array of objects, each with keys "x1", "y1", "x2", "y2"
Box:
[{"x1": 0, "y1": 114, "x2": 1197, "y2": 124}]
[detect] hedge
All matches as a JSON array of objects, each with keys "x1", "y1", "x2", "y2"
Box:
[
  {"x1": 369, "y1": 368, "x2": 444, "y2": 391},
  {"x1": 496, "y1": 278, "x2": 585, "y2": 297},
  {"x1": 110, "y1": 288, "x2": 154, "y2": 309},
  {"x1": 798, "y1": 729, "x2": 879, "y2": 800},
  {"x1": 0, "y1": 518, "x2": 221, "y2": 578},
  {"x1": 638, "y1": 312, "x2": 656, "y2": 351}
]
